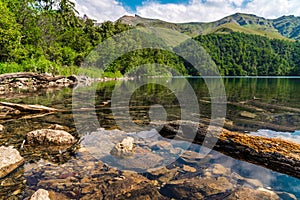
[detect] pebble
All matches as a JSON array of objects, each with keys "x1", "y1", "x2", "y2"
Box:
[
  {"x1": 0, "y1": 124, "x2": 4, "y2": 132},
  {"x1": 182, "y1": 165, "x2": 197, "y2": 173},
  {"x1": 211, "y1": 164, "x2": 230, "y2": 175},
  {"x1": 12, "y1": 189, "x2": 22, "y2": 195},
  {"x1": 240, "y1": 111, "x2": 257, "y2": 119},
  {"x1": 110, "y1": 137, "x2": 135, "y2": 157}
]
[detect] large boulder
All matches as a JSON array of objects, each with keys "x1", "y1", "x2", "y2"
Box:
[
  {"x1": 0, "y1": 146, "x2": 24, "y2": 178},
  {"x1": 27, "y1": 129, "x2": 76, "y2": 146}
]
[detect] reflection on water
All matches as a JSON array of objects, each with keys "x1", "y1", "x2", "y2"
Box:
[
  {"x1": 189, "y1": 143, "x2": 300, "y2": 198},
  {"x1": 1, "y1": 77, "x2": 300, "y2": 199},
  {"x1": 250, "y1": 129, "x2": 300, "y2": 144}
]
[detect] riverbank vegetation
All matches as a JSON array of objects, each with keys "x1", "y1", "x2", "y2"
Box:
[
  {"x1": 0, "y1": 0, "x2": 130, "y2": 77},
  {"x1": 1, "y1": 0, "x2": 300, "y2": 77}
]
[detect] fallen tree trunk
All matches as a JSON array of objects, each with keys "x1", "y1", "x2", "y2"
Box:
[
  {"x1": 0, "y1": 102, "x2": 61, "y2": 113},
  {"x1": 156, "y1": 120, "x2": 300, "y2": 179},
  {"x1": 0, "y1": 72, "x2": 65, "y2": 82}
]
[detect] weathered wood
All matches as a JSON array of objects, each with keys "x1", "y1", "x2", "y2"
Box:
[
  {"x1": 0, "y1": 72, "x2": 65, "y2": 82},
  {"x1": 157, "y1": 120, "x2": 300, "y2": 179},
  {"x1": 0, "y1": 112, "x2": 56, "y2": 122},
  {"x1": 0, "y1": 102, "x2": 60, "y2": 113},
  {"x1": 248, "y1": 99, "x2": 300, "y2": 113}
]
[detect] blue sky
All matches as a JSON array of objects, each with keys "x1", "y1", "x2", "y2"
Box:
[
  {"x1": 74, "y1": 0, "x2": 300, "y2": 23},
  {"x1": 119, "y1": 0, "x2": 252, "y2": 11},
  {"x1": 118, "y1": 0, "x2": 191, "y2": 11}
]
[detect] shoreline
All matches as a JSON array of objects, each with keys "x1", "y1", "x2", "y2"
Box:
[
  {"x1": 0, "y1": 73, "x2": 299, "y2": 179},
  {"x1": 0, "y1": 72, "x2": 134, "y2": 94}
]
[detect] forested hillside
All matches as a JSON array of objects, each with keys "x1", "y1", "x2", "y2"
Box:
[
  {"x1": 194, "y1": 33, "x2": 300, "y2": 76},
  {"x1": 1, "y1": 0, "x2": 300, "y2": 77}
]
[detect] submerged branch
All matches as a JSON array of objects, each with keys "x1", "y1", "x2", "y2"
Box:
[
  {"x1": 156, "y1": 120, "x2": 300, "y2": 179},
  {"x1": 0, "y1": 102, "x2": 61, "y2": 113}
]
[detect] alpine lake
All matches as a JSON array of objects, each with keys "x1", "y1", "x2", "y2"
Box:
[{"x1": 1, "y1": 77, "x2": 300, "y2": 199}]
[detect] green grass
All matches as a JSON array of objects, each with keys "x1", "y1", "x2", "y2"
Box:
[{"x1": 207, "y1": 23, "x2": 291, "y2": 40}]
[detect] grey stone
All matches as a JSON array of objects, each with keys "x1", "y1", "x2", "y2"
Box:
[{"x1": 0, "y1": 146, "x2": 24, "y2": 178}]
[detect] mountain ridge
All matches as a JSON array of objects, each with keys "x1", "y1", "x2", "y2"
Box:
[{"x1": 118, "y1": 13, "x2": 300, "y2": 40}]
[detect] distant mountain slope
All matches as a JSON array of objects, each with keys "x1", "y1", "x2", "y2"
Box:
[
  {"x1": 273, "y1": 15, "x2": 300, "y2": 40},
  {"x1": 118, "y1": 13, "x2": 300, "y2": 40}
]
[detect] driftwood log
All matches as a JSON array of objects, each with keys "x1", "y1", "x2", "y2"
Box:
[
  {"x1": 0, "y1": 72, "x2": 67, "y2": 82},
  {"x1": 0, "y1": 102, "x2": 60, "y2": 113},
  {"x1": 156, "y1": 120, "x2": 300, "y2": 179}
]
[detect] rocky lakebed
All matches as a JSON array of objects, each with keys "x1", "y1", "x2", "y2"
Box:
[{"x1": 0, "y1": 74, "x2": 300, "y2": 199}]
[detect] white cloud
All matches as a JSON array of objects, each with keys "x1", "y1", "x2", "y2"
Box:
[
  {"x1": 74, "y1": 0, "x2": 129, "y2": 22},
  {"x1": 136, "y1": 0, "x2": 242, "y2": 22},
  {"x1": 74, "y1": 0, "x2": 300, "y2": 23},
  {"x1": 244, "y1": 0, "x2": 300, "y2": 19},
  {"x1": 136, "y1": 0, "x2": 300, "y2": 23}
]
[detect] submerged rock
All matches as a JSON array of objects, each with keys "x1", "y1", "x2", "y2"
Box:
[
  {"x1": 110, "y1": 137, "x2": 135, "y2": 157},
  {"x1": 227, "y1": 187, "x2": 280, "y2": 200},
  {"x1": 27, "y1": 129, "x2": 76, "y2": 146},
  {"x1": 276, "y1": 191, "x2": 297, "y2": 200},
  {"x1": 240, "y1": 111, "x2": 257, "y2": 119},
  {"x1": 0, "y1": 124, "x2": 4, "y2": 132},
  {"x1": 230, "y1": 172, "x2": 264, "y2": 188},
  {"x1": 210, "y1": 164, "x2": 231, "y2": 176},
  {"x1": 182, "y1": 165, "x2": 197, "y2": 173},
  {"x1": 30, "y1": 189, "x2": 50, "y2": 200},
  {"x1": 179, "y1": 150, "x2": 204, "y2": 164},
  {"x1": 47, "y1": 124, "x2": 69, "y2": 131},
  {"x1": 161, "y1": 175, "x2": 281, "y2": 200},
  {"x1": 147, "y1": 166, "x2": 179, "y2": 183},
  {"x1": 27, "y1": 159, "x2": 162, "y2": 200},
  {"x1": 161, "y1": 176, "x2": 233, "y2": 199},
  {"x1": 0, "y1": 146, "x2": 24, "y2": 178},
  {"x1": 149, "y1": 141, "x2": 173, "y2": 151}
]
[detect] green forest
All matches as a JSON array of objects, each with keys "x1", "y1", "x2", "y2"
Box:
[
  {"x1": 1, "y1": 0, "x2": 300, "y2": 77},
  {"x1": 0, "y1": 0, "x2": 131, "y2": 76},
  {"x1": 195, "y1": 33, "x2": 300, "y2": 76}
]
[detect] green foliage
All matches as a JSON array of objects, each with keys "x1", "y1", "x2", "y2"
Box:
[
  {"x1": 0, "y1": 1, "x2": 22, "y2": 62},
  {"x1": 194, "y1": 32, "x2": 300, "y2": 76},
  {"x1": 0, "y1": 0, "x2": 131, "y2": 77},
  {"x1": 1, "y1": 2, "x2": 300, "y2": 78}
]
